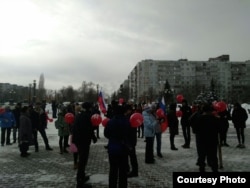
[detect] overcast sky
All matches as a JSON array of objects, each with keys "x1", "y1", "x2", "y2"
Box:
[{"x1": 0, "y1": 0, "x2": 249, "y2": 95}]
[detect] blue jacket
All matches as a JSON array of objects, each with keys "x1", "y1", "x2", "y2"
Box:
[
  {"x1": 0, "y1": 110, "x2": 16, "y2": 128},
  {"x1": 142, "y1": 109, "x2": 157, "y2": 137},
  {"x1": 104, "y1": 114, "x2": 130, "y2": 155}
]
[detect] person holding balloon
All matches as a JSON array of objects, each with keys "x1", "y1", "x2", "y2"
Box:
[
  {"x1": 71, "y1": 103, "x2": 82, "y2": 169},
  {"x1": 217, "y1": 108, "x2": 231, "y2": 147},
  {"x1": 142, "y1": 104, "x2": 158, "y2": 164},
  {"x1": 125, "y1": 104, "x2": 139, "y2": 178},
  {"x1": 72, "y1": 102, "x2": 97, "y2": 187},
  {"x1": 167, "y1": 103, "x2": 179, "y2": 150},
  {"x1": 57, "y1": 107, "x2": 70, "y2": 154},
  {"x1": 134, "y1": 104, "x2": 144, "y2": 138},
  {"x1": 92, "y1": 104, "x2": 101, "y2": 139},
  {"x1": 194, "y1": 103, "x2": 220, "y2": 172},
  {"x1": 180, "y1": 99, "x2": 192, "y2": 149},
  {"x1": 29, "y1": 103, "x2": 53, "y2": 151},
  {"x1": 153, "y1": 104, "x2": 165, "y2": 158},
  {"x1": 104, "y1": 103, "x2": 131, "y2": 188}
]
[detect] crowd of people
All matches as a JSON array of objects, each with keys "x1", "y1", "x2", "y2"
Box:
[
  {"x1": 0, "y1": 98, "x2": 249, "y2": 188},
  {"x1": 0, "y1": 102, "x2": 53, "y2": 157}
]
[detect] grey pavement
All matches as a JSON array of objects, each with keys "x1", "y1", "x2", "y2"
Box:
[{"x1": 1, "y1": 121, "x2": 250, "y2": 188}]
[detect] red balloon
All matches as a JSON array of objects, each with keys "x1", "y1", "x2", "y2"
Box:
[
  {"x1": 0, "y1": 107, "x2": 5, "y2": 114},
  {"x1": 156, "y1": 108, "x2": 165, "y2": 118},
  {"x1": 214, "y1": 101, "x2": 227, "y2": 112},
  {"x1": 130, "y1": 113, "x2": 143, "y2": 128},
  {"x1": 176, "y1": 94, "x2": 184, "y2": 103},
  {"x1": 119, "y1": 98, "x2": 124, "y2": 104},
  {"x1": 161, "y1": 121, "x2": 168, "y2": 132},
  {"x1": 48, "y1": 118, "x2": 53, "y2": 122},
  {"x1": 101, "y1": 117, "x2": 110, "y2": 127},
  {"x1": 176, "y1": 110, "x2": 183, "y2": 117},
  {"x1": 91, "y1": 114, "x2": 102, "y2": 126},
  {"x1": 64, "y1": 113, "x2": 75, "y2": 124}
]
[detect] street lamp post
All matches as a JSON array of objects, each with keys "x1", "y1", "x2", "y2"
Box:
[{"x1": 29, "y1": 84, "x2": 32, "y2": 104}]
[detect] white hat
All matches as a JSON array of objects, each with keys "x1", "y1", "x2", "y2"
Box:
[{"x1": 143, "y1": 104, "x2": 151, "y2": 111}]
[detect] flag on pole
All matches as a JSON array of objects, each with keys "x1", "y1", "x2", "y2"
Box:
[
  {"x1": 159, "y1": 96, "x2": 166, "y2": 114},
  {"x1": 98, "y1": 91, "x2": 107, "y2": 114}
]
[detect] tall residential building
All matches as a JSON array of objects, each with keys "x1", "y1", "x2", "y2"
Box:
[{"x1": 127, "y1": 55, "x2": 250, "y2": 104}]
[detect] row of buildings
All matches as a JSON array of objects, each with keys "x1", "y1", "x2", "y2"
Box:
[
  {"x1": 2, "y1": 54, "x2": 250, "y2": 105},
  {"x1": 0, "y1": 82, "x2": 36, "y2": 105},
  {"x1": 119, "y1": 55, "x2": 250, "y2": 104}
]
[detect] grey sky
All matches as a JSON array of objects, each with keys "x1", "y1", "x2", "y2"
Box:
[{"x1": 0, "y1": 0, "x2": 249, "y2": 95}]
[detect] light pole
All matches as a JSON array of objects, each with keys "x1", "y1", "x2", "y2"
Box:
[{"x1": 29, "y1": 83, "x2": 32, "y2": 104}]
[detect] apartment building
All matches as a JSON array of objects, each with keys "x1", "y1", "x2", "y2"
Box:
[{"x1": 127, "y1": 55, "x2": 250, "y2": 104}]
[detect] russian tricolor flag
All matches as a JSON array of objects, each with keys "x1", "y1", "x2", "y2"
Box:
[
  {"x1": 159, "y1": 96, "x2": 166, "y2": 114},
  {"x1": 98, "y1": 91, "x2": 107, "y2": 114}
]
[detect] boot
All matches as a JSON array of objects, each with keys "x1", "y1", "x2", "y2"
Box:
[
  {"x1": 74, "y1": 162, "x2": 78, "y2": 170},
  {"x1": 59, "y1": 147, "x2": 63, "y2": 154},
  {"x1": 46, "y1": 145, "x2": 53, "y2": 151},
  {"x1": 127, "y1": 171, "x2": 138, "y2": 178},
  {"x1": 171, "y1": 145, "x2": 178, "y2": 150},
  {"x1": 63, "y1": 148, "x2": 69, "y2": 153}
]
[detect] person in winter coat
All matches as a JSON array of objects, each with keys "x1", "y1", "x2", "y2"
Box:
[
  {"x1": 52, "y1": 100, "x2": 58, "y2": 118},
  {"x1": 142, "y1": 104, "x2": 158, "y2": 163},
  {"x1": 73, "y1": 102, "x2": 97, "y2": 188},
  {"x1": 154, "y1": 104, "x2": 164, "y2": 158},
  {"x1": 125, "y1": 104, "x2": 139, "y2": 178},
  {"x1": 29, "y1": 103, "x2": 53, "y2": 151},
  {"x1": 218, "y1": 109, "x2": 231, "y2": 147},
  {"x1": 167, "y1": 103, "x2": 179, "y2": 150},
  {"x1": 19, "y1": 106, "x2": 33, "y2": 157},
  {"x1": 180, "y1": 99, "x2": 192, "y2": 148},
  {"x1": 195, "y1": 103, "x2": 220, "y2": 172},
  {"x1": 92, "y1": 104, "x2": 101, "y2": 139},
  {"x1": 135, "y1": 104, "x2": 144, "y2": 138},
  {"x1": 12, "y1": 102, "x2": 22, "y2": 144},
  {"x1": 104, "y1": 103, "x2": 131, "y2": 188},
  {"x1": 57, "y1": 107, "x2": 70, "y2": 154},
  {"x1": 0, "y1": 106, "x2": 16, "y2": 146},
  {"x1": 232, "y1": 102, "x2": 248, "y2": 148}
]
